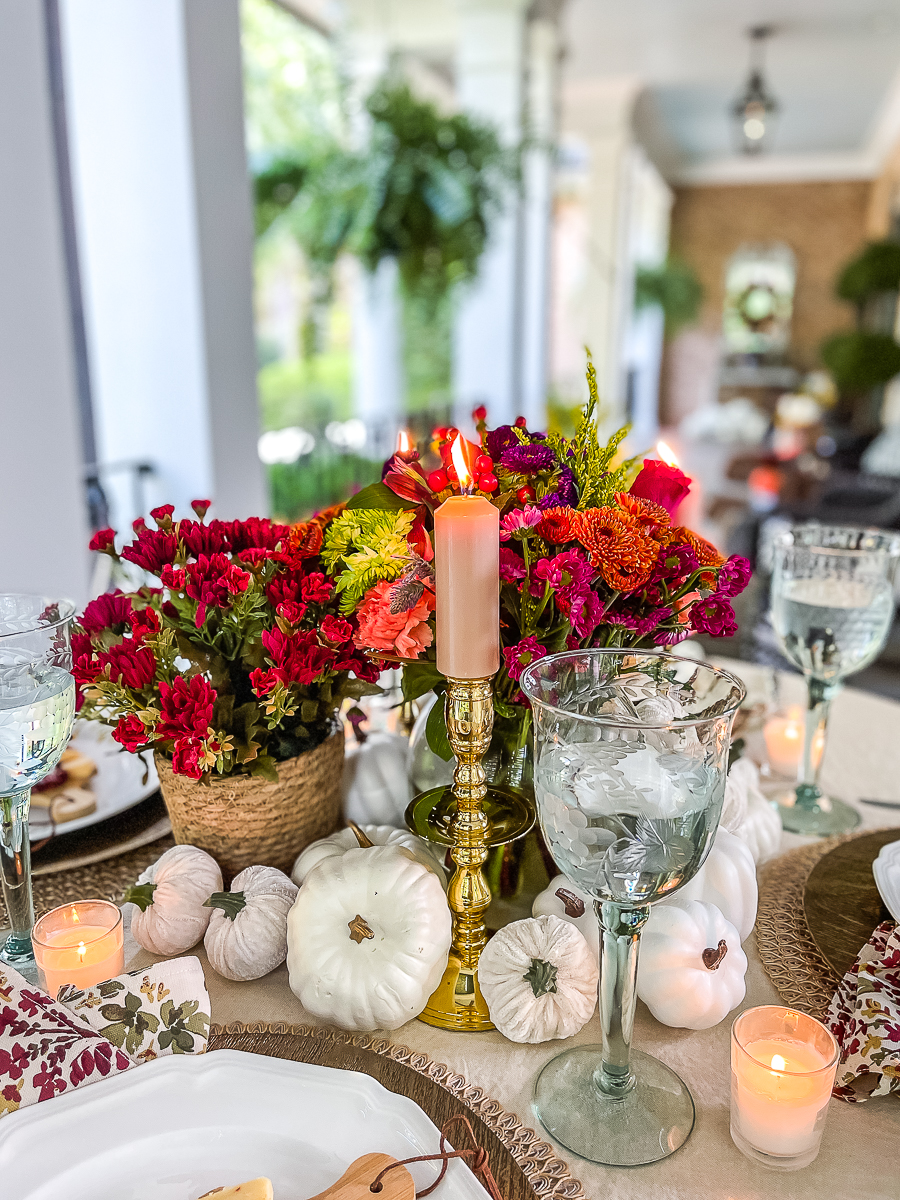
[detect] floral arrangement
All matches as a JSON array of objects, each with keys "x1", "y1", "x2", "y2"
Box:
[
  {"x1": 322, "y1": 355, "x2": 751, "y2": 754},
  {"x1": 75, "y1": 504, "x2": 380, "y2": 780}
]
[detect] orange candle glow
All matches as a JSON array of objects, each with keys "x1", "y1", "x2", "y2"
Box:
[
  {"x1": 435, "y1": 436, "x2": 499, "y2": 679},
  {"x1": 32, "y1": 900, "x2": 124, "y2": 998},
  {"x1": 763, "y1": 705, "x2": 824, "y2": 778}
]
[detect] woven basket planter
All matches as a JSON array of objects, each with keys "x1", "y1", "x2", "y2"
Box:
[{"x1": 155, "y1": 731, "x2": 344, "y2": 878}]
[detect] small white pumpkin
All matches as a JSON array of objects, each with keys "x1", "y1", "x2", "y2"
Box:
[
  {"x1": 291, "y1": 823, "x2": 446, "y2": 889},
  {"x1": 203, "y1": 865, "x2": 298, "y2": 981},
  {"x1": 532, "y1": 875, "x2": 598, "y2": 959},
  {"x1": 667, "y1": 827, "x2": 757, "y2": 942},
  {"x1": 343, "y1": 732, "x2": 411, "y2": 826},
  {"x1": 124, "y1": 844, "x2": 222, "y2": 956},
  {"x1": 287, "y1": 845, "x2": 451, "y2": 1031},
  {"x1": 638, "y1": 898, "x2": 747, "y2": 1030},
  {"x1": 721, "y1": 757, "x2": 781, "y2": 865},
  {"x1": 478, "y1": 915, "x2": 599, "y2": 1044}
]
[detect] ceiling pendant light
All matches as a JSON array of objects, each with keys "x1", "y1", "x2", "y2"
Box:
[{"x1": 731, "y1": 26, "x2": 779, "y2": 155}]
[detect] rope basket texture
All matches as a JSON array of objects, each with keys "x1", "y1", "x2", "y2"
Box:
[{"x1": 155, "y1": 731, "x2": 344, "y2": 878}]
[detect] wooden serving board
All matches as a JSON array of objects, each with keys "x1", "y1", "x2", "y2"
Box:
[{"x1": 804, "y1": 827, "x2": 900, "y2": 978}]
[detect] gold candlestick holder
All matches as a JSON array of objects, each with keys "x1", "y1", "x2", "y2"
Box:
[{"x1": 409, "y1": 676, "x2": 533, "y2": 1032}]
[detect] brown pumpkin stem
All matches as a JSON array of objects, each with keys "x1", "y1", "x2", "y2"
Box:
[
  {"x1": 348, "y1": 913, "x2": 375, "y2": 943},
  {"x1": 701, "y1": 940, "x2": 728, "y2": 971},
  {"x1": 555, "y1": 888, "x2": 586, "y2": 919},
  {"x1": 347, "y1": 820, "x2": 374, "y2": 849}
]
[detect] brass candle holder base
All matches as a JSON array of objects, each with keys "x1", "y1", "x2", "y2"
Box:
[{"x1": 410, "y1": 676, "x2": 531, "y2": 1033}]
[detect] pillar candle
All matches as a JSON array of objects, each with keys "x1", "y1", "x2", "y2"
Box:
[{"x1": 434, "y1": 446, "x2": 499, "y2": 679}]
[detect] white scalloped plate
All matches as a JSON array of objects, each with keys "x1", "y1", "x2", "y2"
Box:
[
  {"x1": 0, "y1": 1050, "x2": 487, "y2": 1200},
  {"x1": 873, "y1": 838, "x2": 900, "y2": 923}
]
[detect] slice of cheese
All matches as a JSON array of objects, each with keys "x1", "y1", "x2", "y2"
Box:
[{"x1": 198, "y1": 1180, "x2": 274, "y2": 1200}]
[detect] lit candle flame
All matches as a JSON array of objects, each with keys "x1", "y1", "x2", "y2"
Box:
[
  {"x1": 77, "y1": 941, "x2": 86, "y2": 961},
  {"x1": 71, "y1": 906, "x2": 80, "y2": 923},
  {"x1": 656, "y1": 440, "x2": 680, "y2": 468},
  {"x1": 770, "y1": 1053, "x2": 786, "y2": 1072},
  {"x1": 397, "y1": 429, "x2": 412, "y2": 454},
  {"x1": 450, "y1": 434, "x2": 473, "y2": 493}
]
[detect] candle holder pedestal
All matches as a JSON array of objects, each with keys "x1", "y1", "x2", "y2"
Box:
[{"x1": 408, "y1": 677, "x2": 533, "y2": 1032}]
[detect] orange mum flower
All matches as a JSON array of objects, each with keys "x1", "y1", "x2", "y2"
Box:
[
  {"x1": 669, "y1": 526, "x2": 725, "y2": 568},
  {"x1": 285, "y1": 521, "x2": 324, "y2": 561},
  {"x1": 535, "y1": 506, "x2": 580, "y2": 544},
  {"x1": 577, "y1": 507, "x2": 658, "y2": 592},
  {"x1": 615, "y1": 493, "x2": 671, "y2": 543}
]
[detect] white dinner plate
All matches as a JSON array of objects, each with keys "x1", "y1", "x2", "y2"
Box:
[
  {"x1": 873, "y1": 837, "x2": 900, "y2": 923},
  {"x1": 0, "y1": 1050, "x2": 488, "y2": 1200},
  {"x1": 28, "y1": 721, "x2": 158, "y2": 842}
]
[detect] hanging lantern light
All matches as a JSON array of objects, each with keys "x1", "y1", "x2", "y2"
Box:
[{"x1": 731, "y1": 26, "x2": 779, "y2": 155}]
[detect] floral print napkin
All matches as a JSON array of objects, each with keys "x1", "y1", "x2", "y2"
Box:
[
  {"x1": 827, "y1": 920, "x2": 900, "y2": 1102},
  {"x1": 0, "y1": 964, "x2": 132, "y2": 1118},
  {"x1": 57, "y1": 957, "x2": 210, "y2": 1063}
]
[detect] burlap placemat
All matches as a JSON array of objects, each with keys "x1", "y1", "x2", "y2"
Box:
[{"x1": 208, "y1": 1021, "x2": 588, "y2": 1200}]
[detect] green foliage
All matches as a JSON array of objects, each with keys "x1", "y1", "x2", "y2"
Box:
[
  {"x1": 254, "y1": 157, "x2": 307, "y2": 237},
  {"x1": 634, "y1": 259, "x2": 704, "y2": 335},
  {"x1": 322, "y1": 508, "x2": 416, "y2": 611},
  {"x1": 268, "y1": 454, "x2": 381, "y2": 523},
  {"x1": 821, "y1": 331, "x2": 900, "y2": 392},
  {"x1": 425, "y1": 690, "x2": 453, "y2": 761},
  {"x1": 345, "y1": 480, "x2": 416, "y2": 512},
  {"x1": 836, "y1": 241, "x2": 900, "y2": 304}
]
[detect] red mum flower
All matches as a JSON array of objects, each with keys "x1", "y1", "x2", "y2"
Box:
[
  {"x1": 178, "y1": 519, "x2": 230, "y2": 558},
  {"x1": 535, "y1": 507, "x2": 579, "y2": 544},
  {"x1": 281, "y1": 521, "x2": 324, "y2": 565},
  {"x1": 276, "y1": 601, "x2": 308, "y2": 627},
  {"x1": 112, "y1": 713, "x2": 151, "y2": 752},
  {"x1": 266, "y1": 570, "x2": 302, "y2": 609},
  {"x1": 184, "y1": 553, "x2": 244, "y2": 627},
  {"x1": 88, "y1": 527, "x2": 117, "y2": 555},
  {"x1": 301, "y1": 572, "x2": 332, "y2": 605},
  {"x1": 171, "y1": 736, "x2": 204, "y2": 779},
  {"x1": 121, "y1": 529, "x2": 179, "y2": 575},
  {"x1": 103, "y1": 643, "x2": 157, "y2": 690},
  {"x1": 257, "y1": 627, "x2": 336, "y2": 687},
  {"x1": 157, "y1": 674, "x2": 216, "y2": 739},
  {"x1": 80, "y1": 591, "x2": 132, "y2": 634},
  {"x1": 226, "y1": 517, "x2": 289, "y2": 553},
  {"x1": 129, "y1": 607, "x2": 160, "y2": 640},
  {"x1": 160, "y1": 564, "x2": 186, "y2": 591},
  {"x1": 320, "y1": 615, "x2": 352, "y2": 646},
  {"x1": 191, "y1": 499, "x2": 212, "y2": 519}
]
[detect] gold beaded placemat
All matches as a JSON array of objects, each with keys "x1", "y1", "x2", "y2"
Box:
[
  {"x1": 0, "y1": 835, "x2": 173, "y2": 928},
  {"x1": 208, "y1": 1021, "x2": 588, "y2": 1200}
]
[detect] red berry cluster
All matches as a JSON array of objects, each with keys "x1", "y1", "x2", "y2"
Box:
[{"x1": 428, "y1": 427, "x2": 500, "y2": 495}]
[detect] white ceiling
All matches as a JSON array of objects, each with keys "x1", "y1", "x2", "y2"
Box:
[{"x1": 562, "y1": 0, "x2": 900, "y2": 180}]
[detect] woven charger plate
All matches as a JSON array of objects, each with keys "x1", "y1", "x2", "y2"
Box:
[{"x1": 208, "y1": 1022, "x2": 588, "y2": 1200}]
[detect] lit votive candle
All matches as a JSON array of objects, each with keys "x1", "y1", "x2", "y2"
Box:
[
  {"x1": 731, "y1": 1005, "x2": 839, "y2": 1171},
  {"x1": 32, "y1": 900, "x2": 125, "y2": 998},
  {"x1": 763, "y1": 705, "x2": 824, "y2": 778}
]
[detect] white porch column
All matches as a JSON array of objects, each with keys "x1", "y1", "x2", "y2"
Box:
[
  {"x1": 0, "y1": 0, "x2": 91, "y2": 603},
  {"x1": 453, "y1": 0, "x2": 529, "y2": 429},
  {"x1": 59, "y1": 0, "x2": 265, "y2": 529},
  {"x1": 351, "y1": 256, "x2": 403, "y2": 457}
]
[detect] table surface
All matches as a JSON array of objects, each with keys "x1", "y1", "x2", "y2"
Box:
[{"x1": 123, "y1": 661, "x2": 900, "y2": 1200}]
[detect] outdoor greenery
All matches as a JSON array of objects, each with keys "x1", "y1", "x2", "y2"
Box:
[{"x1": 634, "y1": 258, "x2": 704, "y2": 336}]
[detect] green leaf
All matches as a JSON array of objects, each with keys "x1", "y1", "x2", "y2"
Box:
[
  {"x1": 122, "y1": 882, "x2": 157, "y2": 912},
  {"x1": 338, "y1": 678, "x2": 383, "y2": 700},
  {"x1": 204, "y1": 891, "x2": 246, "y2": 920},
  {"x1": 425, "y1": 692, "x2": 453, "y2": 761},
  {"x1": 344, "y1": 481, "x2": 414, "y2": 512},
  {"x1": 401, "y1": 661, "x2": 445, "y2": 703},
  {"x1": 249, "y1": 754, "x2": 279, "y2": 782}
]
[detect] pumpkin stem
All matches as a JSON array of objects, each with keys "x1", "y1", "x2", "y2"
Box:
[
  {"x1": 347, "y1": 821, "x2": 374, "y2": 849},
  {"x1": 555, "y1": 888, "x2": 586, "y2": 919},
  {"x1": 123, "y1": 883, "x2": 157, "y2": 912},
  {"x1": 203, "y1": 891, "x2": 247, "y2": 921},
  {"x1": 523, "y1": 957, "x2": 559, "y2": 998},
  {"x1": 701, "y1": 940, "x2": 728, "y2": 971},
  {"x1": 348, "y1": 914, "x2": 375, "y2": 943}
]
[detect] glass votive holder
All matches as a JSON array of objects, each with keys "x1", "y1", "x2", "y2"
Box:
[
  {"x1": 731, "y1": 1005, "x2": 839, "y2": 1172},
  {"x1": 32, "y1": 900, "x2": 125, "y2": 999}
]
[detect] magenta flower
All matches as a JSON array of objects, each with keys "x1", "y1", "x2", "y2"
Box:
[
  {"x1": 499, "y1": 506, "x2": 543, "y2": 541},
  {"x1": 568, "y1": 589, "x2": 602, "y2": 638},
  {"x1": 690, "y1": 596, "x2": 737, "y2": 638},
  {"x1": 715, "y1": 555, "x2": 752, "y2": 599},
  {"x1": 503, "y1": 634, "x2": 548, "y2": 681},
  {"x1": 650, "y1": 542, "x2": 700, "y2": 583},
  {"x1": 534, "y1": 549, "x2": 594, "y2": 597},
  {"x1": 499, "y1": 548, "x2": 527, "y2": 581}
]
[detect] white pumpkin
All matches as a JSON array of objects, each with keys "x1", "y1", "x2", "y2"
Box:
[
  {"x1": 204, "y1": 865, "x2": 298, "y2": 981},
  {"x1": 532, "y1": 875, "x2": 598, "y2": 959},
  {"x1": 478, "y1": 915, "x2": 599, "y2": 1044},
  {"x1": 638, "y1": 898, "x2": 747, "y2": 1030},
  {"x1": 124, "y1": 844, "x2": 222, "y2": 956},
  {"x1": 721, "y1": 757, "x2": 781, "y2": 865},
  {"x1": 291, "y1": 824, "x2": 446, "y2": 889},
  {"x1": 343, "y1": 732, "x2": 411, "y2": 826},
  {"x1": 667, "y1": 827, "x2": 757, "y2": 942},
  {"x1": 287, "y1": 845, "x2": 451, "y2": 1031}
]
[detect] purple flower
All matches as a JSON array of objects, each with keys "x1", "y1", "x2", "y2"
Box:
[
  {"x1": 654, "y1": 627, "x2": 690, "y2": 646},
  {"x1": 500, "y1": 443, "x2": 557, "y2": 474},
  {"x1": 536, "y1": 467, "x2": 577, "y2": 510},
  {"x1": 499, "y1": 506, "x2": 543, "y2": 541},
  {"x1": 485, "y1": 425, "x2": 520, "y2": 458},
  {"x1": 715, "y1": 555, "x2": 752, "y2": 599},
  {"x1": 690, "y1": 596, "x2": 737, "y2": 638},
  {"x1": 499, "y1": 548, "x2": 527, "y2": 582},
  {"x1": 503, "y1": 635, "x2": 548, "y2": 682},
  {"x1": 605, "y1": 606, "x2": 672, "y2": 638},
  {"x1": 650, "y1": 542, "x2": 700, "y2": 583}
]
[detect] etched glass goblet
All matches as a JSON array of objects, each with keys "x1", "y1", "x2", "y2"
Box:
[
  {"x1": 0, "y1": 596, "x2": 76, "y2": 980},
  {"x1": 520, "y1": 649, "x2": 745, "y2": 1167},
  {"x1": 770, "y1": 524, "x2": 900, "y2": 835}
]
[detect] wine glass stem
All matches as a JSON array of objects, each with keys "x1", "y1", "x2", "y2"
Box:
[
  {"x1": 795, "y1": 678, "x2": 836, "y2": 810},
  {"x1": 0, "y1": 789, "x2": 35, "y2": 962},
  {"x1": 593, "y1": 900, "x2": 649, "y2": 1099}
]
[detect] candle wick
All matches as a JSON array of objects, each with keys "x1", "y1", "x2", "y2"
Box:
[{"x1": 77, "y1": 941, "x2": 86, "y2": 960}]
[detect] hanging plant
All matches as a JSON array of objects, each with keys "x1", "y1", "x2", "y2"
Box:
[{"x1": 634, "y1": 259, "x2": 704, "y2": 337}]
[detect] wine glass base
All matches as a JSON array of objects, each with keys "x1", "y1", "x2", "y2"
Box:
[
  {"x1": 777, "y1": 792, "x2": 861, "y2": 836},
  {"x1": 532, "y1": 1045, "x2": 695, "y2": 1167},
  {"x1": 0, "y1": 931, "x2": 37, "y2": 984}
]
